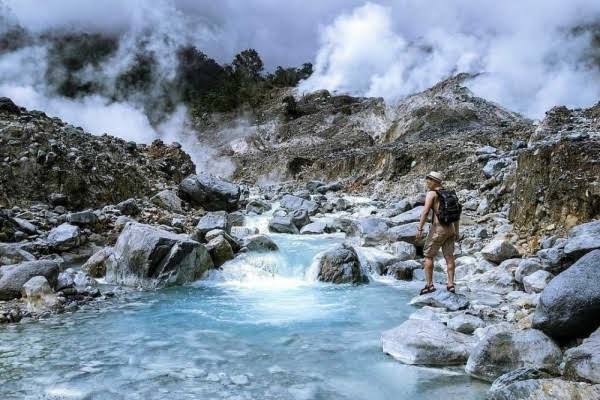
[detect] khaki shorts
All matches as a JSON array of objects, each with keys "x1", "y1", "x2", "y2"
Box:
[{"x1": 423, "y1": 224, "x2": 456, "y2": 258}]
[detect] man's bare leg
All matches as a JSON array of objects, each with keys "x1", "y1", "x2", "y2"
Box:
[
  {"x1": 423, "y1": 256, "x2": 434, "y2": 287},
  {"x1": 444, "y1": 254, "x2": 455, "y2": 287}
]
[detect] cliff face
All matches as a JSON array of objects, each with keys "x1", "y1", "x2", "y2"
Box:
[
  {"x1": 508, "y1": 104, "x2": 600, "y2": 237},
  {"x1": 0, "y1": 98, "x2": 195, "y2": 210}
]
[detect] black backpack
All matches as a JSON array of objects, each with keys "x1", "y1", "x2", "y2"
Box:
[{"x1": 434, "y1": 189, "x2": 462, "y2": 225}]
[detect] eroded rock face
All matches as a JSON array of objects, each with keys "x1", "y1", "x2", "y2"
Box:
[
  {"x1": 563, "y1": 326, "x2": 600, "y2": 383},
  {"x1": 179, "y1": 173, "x2": 240, "y2": 211},
  {"x1": 315, "y1": 244, "x2": 367, "y2": 284},
  {"x1": 105, "y1": 222, "x2": 213, "y2": 288},
  {"x1": 465, "y1": 329, "x2": 562, "y2": 382},
  {"x1": 382, "y1": 319, "x2": 475, "y2": 365},
  {"x1": 533, "y1": 250, "x2": 600, "y2": 340},
  {"x1": 0, "y1": 260, "x2": 59, "y2": 300}
]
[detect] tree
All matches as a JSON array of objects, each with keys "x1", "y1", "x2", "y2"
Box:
[{"x1": 232, "y1": 49, "x2": 264, "y2": 81}]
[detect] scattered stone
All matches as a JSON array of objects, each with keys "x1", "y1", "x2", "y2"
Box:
[
  {"x1": 300, "y1": 221, "x2": 331, "y2": 234},
  {"x1": 483, "y1": 158, "x2": 509, "y2": 178},
  {"x1": 230, "y1": 226, "x2": 259, "y2": 239},
  {"x1": 563, "y1": 326, "x2": 600, "y2": 383},
  {"x1": 523, "y1": 270, "x2": 554, "y2": 294},
  {"x1": 315, "y1": 244, "x2": 367, "y2": 284},
  {"x1": 179, "y1": 173, "x2": 241, "y2": 211},
  {"x1": 0, "y1": 243, "x2": 36, "y2": 266},
  {"x1": 465, "y1": 329, "x2": 562, "y2": 382},
  {"x1": 533, "y1": 250, "x2": 600, "y2": 340},
  {"x1": 0, "y1": 260, "x2": 59, "y2": 300},
  {"x1": 409, "y1": 290, "x2": 469, "y2": 311},
  {"x1": 12, "y1": 217, "x2": 37, "y2": 235},
  {"x1": 382, "y1": 319, "x2": 475, "y2": 365},
  {"x1": 481, "y1": 239, "x2": 520, "y2": 263},
  {"x1": 105, "y1": 223, "x2": 213, "y2": 288}
]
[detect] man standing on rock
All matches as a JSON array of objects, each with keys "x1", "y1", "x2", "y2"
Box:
[{"x1": 416, "y1": 171, "x2": 462, "y2": 295}]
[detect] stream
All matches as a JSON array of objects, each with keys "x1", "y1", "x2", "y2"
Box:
[{"x1": 0, "y1": 209, "x2": 488, "y2": 399}]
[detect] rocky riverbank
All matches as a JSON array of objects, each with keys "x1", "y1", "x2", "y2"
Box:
[{"x1": 1, "y1": 88, "x2": 600, "y2": 399}]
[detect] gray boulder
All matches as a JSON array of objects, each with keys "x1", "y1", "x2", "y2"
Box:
[
  {"x1": 481, "y1": 240, "x2": 520, "y2": 263},
  {"x1": 523, "y1": 270, "x2": 554, "y2": 294},
  {"x1": 0, "y1": 260, "x2": 59, "y2": 300},
  {"x1": 382, "y1": 319, "x2": 475, "y2": 365},
  {"x1": 290, "y1": 209, "x2": 310, "y2": 229},
  {"x1": 388, "y1": 241, "x2": 417, "y2": 261},
  {"x1": 515, "y1": 258, "x2": 544, "y2": 283},
  {"x1": 563, "y1": 326, "x2": 600, "y2": 383},
  {"x1": 47, "y1": 223, "x2": 81, "y2": 251},
  {"x1": 196, "y1": 211, "x2": 230, "y2": 240},
  {"x1": 386, "y1": 222, "x2": 428, "y2": 245},
  {"x1": 151, "y1": 190, "x2": 183, "y2": 213},
  {"x1": 279, "y1": 194, "x2": 318, "y2": 215},
  {"x1": 205, "y1": 230, "x2": 241, "y2": 252},
  {"x1": 353, "y1": 218, "x2": 391, "y2": 246},
  {"x1": 410, "y1": 290, "x2": 469, "y2": 311},
  {"x1": 486, "y1": 378, "x2": 600, "y2": 400},
  {"x1": 316, "y1": 244, "x2": 368, "y2": 284},
  {"x1": 537, "y1": 240, "x2": 568, "y2": 273},
  {"x1": 533, "y1": 250, "x2": 600, "y2": 340},
  {"x1": 105, "y1": 223, "x2": 213, "y2": 288},
  {"x1": 116, "y1": 198, "x2": 140, "y2": 216},
  {"x1": 465, "y1": 329, "x2": 562, "y2": 382},
  {"x1": 81, "y1": 247, "x2": 113, "y2": 278},
  {"x1": 391, "y1": 206, "x2": 424, "y2": 225},
  {"x1": 268, "y1": 216, "x2": 299, "y2": 234},
  {"x1": 488, "y1": 368, "x2": 555, "y2": 394},
  {"x1": 0, "y1": 243, "x2": 36, "y2": 266},
  {"x1": 483, "y1": 158, "x2": 509, "y2": 178},
  {"x1": 385, "y1": 260, "x2": 421, "y2": 280},
  {"x1": 246, "y1": 199, "x2": 271, "y2": 214},
  {"x1": 21, "y1": 276, "x2": 60, "y2": 313},
  {"x1": 242, "y1": 235, "x2": 278, "y2": 252},
  {"x1": 564, "y1": 220, "x2": 600, "y2": 260},
  {"x1": 67, "y1": 210, "x2": 98, "y2": 225},
  {"x1": 447, "y1": 314, "x2": 485, "y2": 334},
  {"x1": 300, "y1": 221, "x2": 331, "y2": 234},
  {"x1": 179, "y1": 173, "x2": 240, "y2": 211},
  {"x1": 206, "y1": 235, "x2": 234, "y2": 267},
  {"x1": 13, "y1": 217, "x2": 37, "y2": 235},
  {"x1": 230, "y1": 226, "x2": 259, "y2": 240}
]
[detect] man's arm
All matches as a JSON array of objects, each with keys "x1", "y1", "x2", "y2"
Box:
[
  {"x1": 416, "y1": 191, "x2": 435, "y2": 239},
  {"x1": 453, "y1": 220, "x2": 460, "y2": 241}
]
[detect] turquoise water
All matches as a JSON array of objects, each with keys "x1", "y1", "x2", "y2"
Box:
[{"x1": 0, "y1": 228, "x2": 488, "y2": 399}]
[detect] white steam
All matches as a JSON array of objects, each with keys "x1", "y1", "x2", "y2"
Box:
[{"x1": 300, "y1": 1, "x2": 600, "y2": 118}]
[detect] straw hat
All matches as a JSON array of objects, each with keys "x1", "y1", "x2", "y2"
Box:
[{"x1": 426, "y1": 171, "x2": 443, "y2": 183}]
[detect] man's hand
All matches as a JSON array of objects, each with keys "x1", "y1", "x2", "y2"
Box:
[{"x1": 416, "y1": 227, "x2": 424, "y2": 240}]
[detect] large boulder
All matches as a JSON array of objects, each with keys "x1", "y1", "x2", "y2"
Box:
[
  {"x1": 151, "y1": 190, "x2": 184, "y2": 213},
  {"x1": 195, "y1": 211, "x2": 230, "y2": 240},
  {"x1": 533, "y1": 250, "x2": 600, "y2": 340},
  {"x1": 242, "y1": 235, "x2": 278, "y2": 252},
  {"x1": 67, "y1": 210, "x2": 98, "y2": 225},
  {"x1": 47, "y1": 223, "x2": 81, "y2": 251},
  {"x1": 523, "y1": 270, "x2": 554, "y2": 294},
  {"x1": 21, "y1": 276, "x2": 60, "y2": 313},
  {"x1": 465, "y1": 329, "x2": 562, "y2": 382},
  {"x1": 563, "y1": 326, "x2": 600, "y2": 383},
  {"x1": 447, "y1": 314, "x2": 485, "y2": 334},
  {"x1": 315, "y1": 244, "x2": 368, "y2": 284},
  {"x1": 279, "y1": 194, "x2": 318, "y2": 215},
  {"x1": 352, "y1": 218, "x2": 391, "y2": 246},
  {"x1": 388, "y1": 241, "x2": 417, "y2": 261},
  {"x1": 382, "y1": 319, "x2": 475, "y2": 365},
  {"x1": 81, "y1": 247, "x2": 113, "y2": 278},
  {"x1": 481, "y1": 240, "x2": 520, "y2": 263},
  {"x1": 409, "y1": 290, "x2": 469, "y2": 311},
  {"x1": 0, "y1": 243, "x2": 36, "y2": 266},
  {"x1": 205, "y1": 235, "x2": 234, "y2": 267},
  {"x1": 515, "y1": 258, "x2": 544, "y2": 283},
  {"x1": 386, "y1": 222, "x2": 429, "y2": 245},
  {"x1": 268, "y1": 216, "x2": 299, "y2": 234},
  {"x1": 105, "y1": 223, "x2": 213, "y2": 288},
  {"x1": 245, "y1": 199, "x2": 271, "y2": 214},
  {"x1": 179, "y1": 173, "x2": 240, "y2": 211},
  {"x1": 0, "y1": 260, "x2": 59, "y2": 300},
  {"x1": 564, "y1": 220, "x2": 600, "y2": 260},
  {"x1": 486, "y1": 378, "x2": 600, "y2": 400},
  {"x1": 385, "y1": 260, "x2": 421, "y2": 280},
  {"x1": 290, "y1": 209, "x2": 310, "y2": 229},
  {"x1": 391, "y1": 206, "x2": 424, "y2": 225}
]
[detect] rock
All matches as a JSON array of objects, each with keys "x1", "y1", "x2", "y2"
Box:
[
  {"x1": 391, "y1": 206, "x2": 424, "y2": 225},
  {"x1": 476, "y1": 145, "x2": 497, "y2": 155},
  {"x1": 515, "y1": 258, "x2": 544, "y2": 283},
  {"x1": 206, "y1": 235, "x2": 234, "y2": 267},
  {"x1": 447, "y1": 314, "x2": 485, "y2": 334},
  {"x1": 242, "y1": 235, "x2": 278, "y2": 252},
  {"x1": 279, "y1": 194, "x2": 318, "y2": 215},
  {"x1": 0, "y1": 97, "x2": 21, "y2": 113},
  {"x1": 409, "y1": 290, "x2": 469, "y2": 311},
  {"x1": 205, "y1": 230, "x2": 241, "y2": 252},
  {"x1": 12, "y1": 218, "x2": 37, "y2": 235},
  {"x1": 47, "y1": 223, "x2": 81, "y2": 251},
  {"x1": 386, "y1": 222, "x2": 428, "y2": 245},
  {"x1": 116, "y1": 198, "x2": 140, "y2": 216},
  {"x1": 57, "y1": 268, "x2": 96, "y2": 291},
  {"x1": 486, "y1": 378, "x2": 600, "y2": 400},
  {"x1": 268, "y1": 216, "x2": 299, "y2": 234},
  {"x1": 316, "y1": 181, "x2": 342, "y2": 194},
  {"x1": 151, "y1": 189, "x2": 184, "y2": 213},
  {"x1": 353, "y1": 218, "x2": 391, "y2": 246},
  {"x1": 385, "y1": 260, "x2": 421, "y2": 280},
  {"x1": 67, "y1": 210, "x2": 98, "y2": 225},
  {"x1": 105, "y1": 222, "x2": 213, "y2": 288},
  {"x1": 481, "y1": 239, "x2": 520, "y2": 263},
  {"x1": 195, "y1": 211, "x2": 230, "y2": 241},
  {"x1": 0, "y1": 243, "x2": 36, "y2": 266},
  {"x1": 388, "y1": 241, "x2": 417, "y2": 261},
  {"x1": 290, "y1": 209, "x2": 310, "y2": 229},
  {"x1": 563, "y1": 326, "x2": 600, "y2": 383},
  {"x1": 231, "y1": 226, "x2": 259, "y2": 239},
  {"x1": 228, "y1": 211, "x2": 245, "y2": 227},
  {"x1": 564, "y1": 220, "x2": 600, "y2": 260},
  {"x1": 246, "y1": 199, "x2": 271, "y2": 214},
  {"x1": 382, "y1": 319, "x2": 475, "y2": 365},
  {"x1": 21, "y1": 276, "x2": 60, "y2": 313},
  {"x1": 536, "y1": 239, "x2": 568, "y2": 273},
  {"x1": 523, "y1": 270, "x2": 554, "y2": 294},
  {"x1": 315, "y1": 244, "x2": 367, "y2": 284},
  {"x1": 179, "y1": 173, "x2": 240, "y2": 211},
  {"x1": 306, "y1": 180, "x2": 325, "y2": 192},
  {"x1": 474, "y1": 323, "x2": 515, "y2": 340},
  {"x1": 488, "y1": 368, "x2": 556, "y2": 394},
  {"x1": 300, "y1": 221, "x2": 331, "y2": 234},
  {"x1": 483, "y1": 158, "x2": 509, "y2": 178},
  {"x1": 81, "y1": 247, "x2": 113, "y2": 278},
  {"x1": 0, "y1": 260, "x2": 59, "y2": 300},
  {"x1": 533, "y1": 250, "x2": 600, "y2": 340},
  {"x1": 465, "y1": 329, "x2": 562, "y2": 382}
]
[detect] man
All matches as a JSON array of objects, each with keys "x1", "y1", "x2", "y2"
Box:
[{"x1": 416, "y1": 171, "x2": 460, "y2": 295}]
